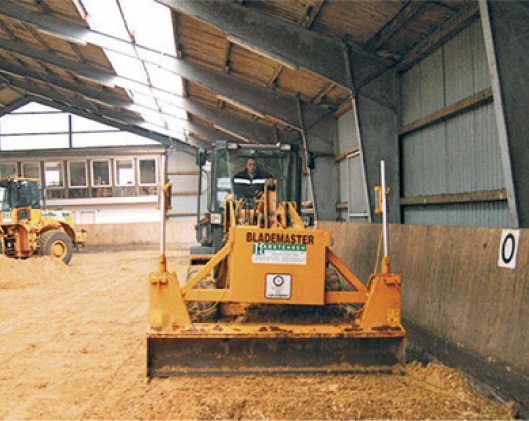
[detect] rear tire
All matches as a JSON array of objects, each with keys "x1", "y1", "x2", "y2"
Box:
[{"x1": 39, "y1": 230, "x2": 73, "y2": 264}]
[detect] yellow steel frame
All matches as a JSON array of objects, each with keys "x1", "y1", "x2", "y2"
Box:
[{"x1": 149, "y1": 229, "x2": 404, "y2": 338}]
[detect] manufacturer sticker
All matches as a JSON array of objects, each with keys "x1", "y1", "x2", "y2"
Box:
[
  {"x1": 252, "y1": 243, "x2": 306, "y2": 265},
  {"x1": 265, "y1": 274, "x2": 292, "y2": 299}
]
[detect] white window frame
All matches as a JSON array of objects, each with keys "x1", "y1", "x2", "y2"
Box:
[
  {"x1": 0, "y1": 162, "x2": 18, "y2": 178},
  {"x1": 90, "y1": 159, "x2": 112, "y2": 187},
  {"x1": 21, "y1": 162, "x2": 41, "y2": 180},
  {"x1": 137, "y1": 157, "x2": 158, "y2": 186},
  {"x1": 44, "y1": 161, "x2": 64, "y2": 189},
  {"x1": 114, "y1": 158, "x2": 135, "y2": 187},
  {"x1": 68, "y1": 160, "x2": 88, "y2": 188}
]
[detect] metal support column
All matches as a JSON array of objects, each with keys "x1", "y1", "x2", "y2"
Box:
[
  {"x1": 479, "y1": 0, "x2": 519, "y2": 228},
  {"x1": 345, "y1": 46, "x2": 372, "y2": 222},
  {"x1": 296, "y1": 99, "x2": 318, "y2": 224}
]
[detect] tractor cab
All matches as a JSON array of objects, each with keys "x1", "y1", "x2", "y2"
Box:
[
  {"x1": 0, "y1": 178, "x2": 41, "y2": 223},
  {"x1": 194, "y1": 141, "x2": 302, "y2": 254}
]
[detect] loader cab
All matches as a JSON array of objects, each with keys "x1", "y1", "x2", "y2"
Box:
[
  {"x1": 194, "y1": 141, "x2": 302, "y2": 254},
  {"x1": 0, "y1": 178, "x2": 41, "y2": 215}
]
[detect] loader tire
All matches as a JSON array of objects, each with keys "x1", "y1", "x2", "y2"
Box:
[
  {"x1": 186, "y1": 265, "x2": 218, "y2": 322},
  {"x1": 39, "y1": 230, "x2": 73, "y2": 264}
]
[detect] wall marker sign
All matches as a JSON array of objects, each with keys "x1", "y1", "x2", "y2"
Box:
[{"x1": 498, "y1": 229, "x2": 520, "y2": 269}]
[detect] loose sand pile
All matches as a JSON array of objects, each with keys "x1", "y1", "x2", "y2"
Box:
[
  {"x1": 0, "y1": 256, "x2": 75, "y2": 289},
  {"x1": 0, "y1": 250, "x2": 516, "y2": 420}
]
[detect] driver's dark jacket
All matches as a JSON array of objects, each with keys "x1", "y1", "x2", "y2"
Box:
[{"x1": 232, "y1": 169, "x2": 270, "y2": 200}]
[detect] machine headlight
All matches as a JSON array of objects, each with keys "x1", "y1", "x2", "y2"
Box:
[
  {"x1": 279, "y1": 143, "x2": 291, "y2": 151},
  {"x1": 210, "y1": 213, "x2": 222, "y2": 224}
]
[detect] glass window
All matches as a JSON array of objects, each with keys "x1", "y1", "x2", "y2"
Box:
[
  {"x1": 0, "y1": 163, "x2": 17, "y2": 178},
  {"x1": 0, "y1": 134, "x2": 69, "y2": 151},
  {"x1": 91, "y1": 160, "x2": 111, "y2": 187},
  {"x1": 138, "y1": 158, "x2": 157, "y2": 185},
  {"x1": 1, "y1": 113, "x2": 68, "y2": 134},
  {"x1": 44, "y1": 162, "x2": 63, "y2": 188},
  {"x1": 69, "y1": 161, "x2": 88, "y2": 188},
  {"x1": 22, "y1": 162, "x2": 40, "y2": 180},
  {"x1": 115, "y1": 159, "x2": 134, "y2": 186}
]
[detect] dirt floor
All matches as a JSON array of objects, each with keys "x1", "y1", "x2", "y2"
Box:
[{"x1": 0, "y1": 250, "x2": 516, "y2": 420}]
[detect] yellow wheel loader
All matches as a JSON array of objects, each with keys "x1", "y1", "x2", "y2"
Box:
[
  {"x1": 0, "y1": 177, "x2": 87, "y2": 264},
  {"x1": 147, "y1": 141, "x2": 404, "y2": 375}
]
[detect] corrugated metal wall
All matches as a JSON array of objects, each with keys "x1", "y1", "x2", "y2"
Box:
[{"x1": 400, "y1": 20, "x2": 508, "y2": 227}]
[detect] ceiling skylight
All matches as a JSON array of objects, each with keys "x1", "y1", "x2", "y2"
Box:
[{"x1": 81, "y1": 0, "x2": 188, "y2": 141}]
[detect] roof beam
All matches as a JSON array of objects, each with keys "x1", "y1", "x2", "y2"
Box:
[
  {"x1": 397, "y1": 3, "x2": 480, "y2": 72},
  {"x1": 0, "y1": 77, "x2": 184, "y2": 147},
  {"x1": 186, "y1": 121, "x2": 241, "y2": 144},
  {"x1": 0, "y1": 96, "x2": 31, "y2": 117},
  {"x1": 0, "y1": 2, "x2": 327, "y2": 127},
  {"x1": 183, "y1": 98, "x2": 282, "y2": 145},
  {"x1": 365, "y1": 2, "x2": 430, "y2": 52},
  {"x1": 156, "y1": 0, "x2": 352, "y2": 89},
  {"x1": 300, "y1": 0, "x2": 325, "y2": 29},
  {"x1": 0, "y1": 60, "x2": 285, "y2": 146},
  {"x1": 33, "y1": 96, "x2": 204, "y2": 150}
]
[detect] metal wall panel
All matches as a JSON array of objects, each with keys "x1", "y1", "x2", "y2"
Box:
[
  {"x1": 403, "y1": 201, "x2": 509, "y2": 227},
  {"x1": 400, "y1": 20, "x2": 507, "y2": 227}
]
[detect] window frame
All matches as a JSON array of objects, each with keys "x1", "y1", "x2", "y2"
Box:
[
  {"x1": 90, "y1": 159, "x2": 112, "y2": 188},
  {"x1": 68, "y1": 160, "x2": 88, "y2": 188},
  {"x1": 137, "y1": 157, "x2": 158, "y2": 187},
  {"x1": 21, "y1": 162, "x2": 41, "y2": 180},
  {"x1": 44, "y1": 161, "x2": 64, "y2": 189},
  {"x1": 114, "y1": 158, "x2": 136, "y2": 187},
  {"x1": 0, "y1": 162, "x2": 18, "y2": 178}
]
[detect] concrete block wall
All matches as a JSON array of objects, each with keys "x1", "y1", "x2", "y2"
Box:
[
  {"x1": 320, "y1": 221, "x2": 528, "y2": 409},
  {"x1": 78, "y1": 220, "x2": 195, "y2": 247}
]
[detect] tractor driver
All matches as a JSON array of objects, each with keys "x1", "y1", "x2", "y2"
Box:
[{"x1": 233, "y1": 157, "x2": 271, "y2": 200}]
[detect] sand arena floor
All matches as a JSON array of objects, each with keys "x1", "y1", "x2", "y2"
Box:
[{"x1": 0, "y1": 250, "x2": 515, "y2": 419}]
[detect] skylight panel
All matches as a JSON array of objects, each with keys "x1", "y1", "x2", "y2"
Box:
[{"x1": 81, "y1": 0, "x2": 187, "y2": 144}]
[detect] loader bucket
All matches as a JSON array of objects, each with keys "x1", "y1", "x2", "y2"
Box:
[{"x1": 147, "y1": 334, "x2": 405, "y2": 377}]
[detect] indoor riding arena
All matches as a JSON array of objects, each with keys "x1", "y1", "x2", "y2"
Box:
[{"x1": 0, "y1": 0, "x2": 527, "y2": 419}]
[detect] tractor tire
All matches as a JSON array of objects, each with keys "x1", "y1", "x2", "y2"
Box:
[
  {"x1": 39, "y1": 230, "x2": 73, "y2": 264},
  {"x1": 186, "y1": 265, "x2": 218, "y2": 322}
]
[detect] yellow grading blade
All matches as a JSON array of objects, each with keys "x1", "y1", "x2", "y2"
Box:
[{"x1": 147, "y1": 327, "x2": 405, "y2": 377}]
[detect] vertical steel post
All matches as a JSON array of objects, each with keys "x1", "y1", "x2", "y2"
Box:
[
  {"x1": 345, "y1": 45, "x2": 372, "y2": 222},
  {"x1": 159, "y1": 153, "x2": 167, "y2": 257},
  {"x1": 479, "y1": 0, "x2": 519, "y2": 228},
  {"x1": 296, "y1": 98, "x2": 318, "y2": 224},
  {"x1": 381, "y1": 160, "x2": 389, "y2": 258}
]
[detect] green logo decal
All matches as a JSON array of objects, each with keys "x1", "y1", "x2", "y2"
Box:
[{"x1": 253, "y1": 243, "x2": 306, "y2": 255}]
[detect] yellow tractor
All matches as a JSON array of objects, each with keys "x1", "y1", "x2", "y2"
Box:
[
  {"x1": 147, "y1": 142, "x2": 404, "y2": 375},
  {"x1": 0, "y1": 177, "x2": 87, "y2": 264}
]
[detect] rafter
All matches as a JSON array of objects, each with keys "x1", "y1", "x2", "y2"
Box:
[
  {"x1": 365, "y1": 2, "x2": 430, "y2": 52},
  {"x1": 0, "y1": 2, "x2": 328, "y2": 127},
  {"x1": 300, "y1": 0, "x2": 325, "y2": 29},
  {"x1": 156, "y1": 0, "x2": 352, "y2": 88}
]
